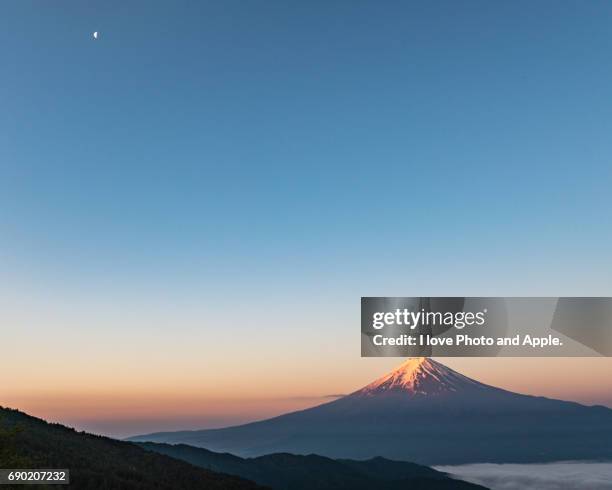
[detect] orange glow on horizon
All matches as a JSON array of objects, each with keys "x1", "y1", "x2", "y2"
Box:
[{"x1": 3, "y1": 357, "x2": 612, "y2": 438}]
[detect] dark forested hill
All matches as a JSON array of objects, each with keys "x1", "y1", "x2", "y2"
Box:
[
  {"x1": 138, "y1": 442, "x2": 487, "y2": 490},
  {"x1": 0, "y1": 406, "x2": 265, "y2": 490}
]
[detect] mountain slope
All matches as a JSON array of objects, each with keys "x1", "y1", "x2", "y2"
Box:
[
  {"x1": 0, "y1": 407, "x2": 265, "y2": 490},
  {"x1": 129, "y1": 358, "x2": 612, "y2": 465},
  {"x1": 138, "y1": 442, "x2": 487, "y2": 490}
]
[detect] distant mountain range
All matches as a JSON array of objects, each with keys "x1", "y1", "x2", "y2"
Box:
[
  {"x1": 0, "y1": 406, "x2": 263, "y2": 490},
  {"x1": 138, "y1": 442, "x2": 485, "y2": 490},
  {"x1": 0, "y1": 405, "x2": 484, "y2": 489},
  {"x1": 130, "y1": 358, "x2": 612, "y2": 465}
]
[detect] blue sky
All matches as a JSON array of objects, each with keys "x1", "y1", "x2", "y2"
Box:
[
  {"x1": 1, "y1": 1, "x2": 612, "y2": 435},
  {"x1": 2, "y1": 1, "x2": 612, "y2": 299}
]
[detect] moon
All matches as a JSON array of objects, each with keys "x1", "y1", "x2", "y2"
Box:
[{"x1": 93, "y1": 31, "x2": 99, "y2": 40}]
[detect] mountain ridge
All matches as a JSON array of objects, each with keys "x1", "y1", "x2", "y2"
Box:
[
  {"x1": 0, "y1": 406, "x2": 265, "y2": 490},
  {"x1": 138, "y1": 441, "x2": 487, "y2": 490}
]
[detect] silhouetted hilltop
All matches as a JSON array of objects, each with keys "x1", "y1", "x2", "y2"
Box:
[
  {"x1": 139, "y1": 441, "x2": 487, "y2": 490},
  {"x1": 0, "y1": 406, "x2": 265, "y2": 490}
]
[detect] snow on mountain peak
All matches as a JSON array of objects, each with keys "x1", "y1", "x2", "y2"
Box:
[{"x1": 354, "y1": 357, "x2": 482, "y2": 396}]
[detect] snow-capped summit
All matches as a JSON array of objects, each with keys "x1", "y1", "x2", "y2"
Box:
[{"x1": 354, "y1": 357, "x2": 484, "y2": 396}]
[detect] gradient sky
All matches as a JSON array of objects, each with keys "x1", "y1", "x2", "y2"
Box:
[{"x1": 1, "y1": 1, "x2": 612, "y2": 438}]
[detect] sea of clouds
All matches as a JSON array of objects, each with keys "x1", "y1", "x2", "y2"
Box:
[{"x1": 435, "y1": 462, "x2": 612, "y2": 490}]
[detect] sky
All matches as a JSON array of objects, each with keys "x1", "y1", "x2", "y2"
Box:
[{"x1": 1, "y1": 1, "x2": 612, "y2": 438}]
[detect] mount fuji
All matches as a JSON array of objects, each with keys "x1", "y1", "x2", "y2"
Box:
[{"x1": 129, "y1": 358, "x2": 612, "y2": 465}]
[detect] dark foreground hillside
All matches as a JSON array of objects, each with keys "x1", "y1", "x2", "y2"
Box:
[
  {"x1": 139, "y1": 442, "x2": 487, "y2": 490},
  {"x1": 0, "y1": 406, "x2": 265, "y2": 490}
]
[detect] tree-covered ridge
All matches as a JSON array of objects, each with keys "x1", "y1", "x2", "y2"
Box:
[
  {"x1": 0, "y1": 407, "x2": 265, "y2": 490},
  {"x1": 139, "y1": 442, "x2": 488, "y2": 490}
]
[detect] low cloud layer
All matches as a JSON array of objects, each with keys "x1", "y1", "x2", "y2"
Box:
[{"x1": 435, "y1": 462, "x2": 612, "y2": 490}]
